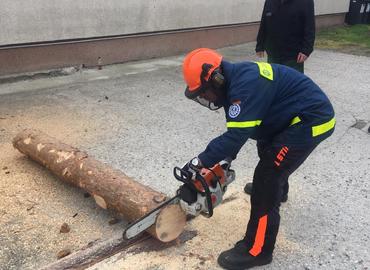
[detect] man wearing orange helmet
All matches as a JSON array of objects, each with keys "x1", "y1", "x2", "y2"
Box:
[{"x1": 181, "y1": 48, "x2": 335, "y2": 269}]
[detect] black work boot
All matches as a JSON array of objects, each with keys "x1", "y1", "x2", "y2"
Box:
[
  {"x1": 243, "y1": 182, "x2": 253, "y2": 195},
  {"x1": 217, "y1": 240, "x2": 273, "y2": 270},
  {"x1": 243, "y1": 182, "x2": 288, "y2": 203}
]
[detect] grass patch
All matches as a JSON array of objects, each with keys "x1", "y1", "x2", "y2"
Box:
[{"x1": 315, "y1": 24, "x2": 370, "y2": 56}]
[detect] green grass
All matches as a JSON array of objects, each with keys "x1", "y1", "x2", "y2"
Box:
[{"x1": 315, "y1": 24, "x2": 370, "y2": 56}]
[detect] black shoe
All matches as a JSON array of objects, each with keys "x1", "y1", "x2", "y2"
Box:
[
  {"x1": 281, "y1": 193, "x2": 288, "y2": 203},
  {"x1": 243, "y1": 182, "x2": 253, "y2": 195},
  {"x1": 217, "y1": 240, "x2": 272, "y2": 270},
  {"x1": 243, "y1": 182, "x2": 288, "y2": 203}
]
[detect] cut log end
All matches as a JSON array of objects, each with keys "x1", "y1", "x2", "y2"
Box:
[{"x1": 150, "y1": 204, "x2": 186, "y2": 243}]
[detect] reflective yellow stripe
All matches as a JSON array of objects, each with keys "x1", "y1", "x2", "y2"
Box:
[
  {"x1": 227, "y1": 120, "x2": 262, "y2": 128},
  {"x1": 255, "y1": 62, "x2": 274, "y2": 81},
  {"x1": 312, "y1": 118, "x2": 336, "y2": 137},
  {"x1": 290, "y1": 116, "x2": 301, "y2": 126}
]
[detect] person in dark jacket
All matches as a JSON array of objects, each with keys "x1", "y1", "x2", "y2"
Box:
[
  {"x1": 181, "y1": 48, "x2": 335, "y2": 269},
  {"x1": 256, "y1": 0, "x2": 315, "y2": 73}
]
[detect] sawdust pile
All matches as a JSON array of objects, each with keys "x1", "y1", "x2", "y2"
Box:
[{"x1": 92, "y1": 186, "x2": 303, "y2": 270}]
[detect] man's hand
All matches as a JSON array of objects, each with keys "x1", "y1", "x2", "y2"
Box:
[
  {"x1": 183, "y1": 157, "x2": 203, "y2": 173},
  {"x1": 297, "y1": 52, "x2": 308, "y2": 63},
  {"x1": 256, "y1": 51, "x2": 265, "y2": 58}
]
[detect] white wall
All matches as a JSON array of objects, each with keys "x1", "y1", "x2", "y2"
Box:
[
  {"x1": 0, "y1": 0, "x2": 349, "y2": 46},
  {"x1": 315, "y1": 0, "x2": 349, "y2": 15}
]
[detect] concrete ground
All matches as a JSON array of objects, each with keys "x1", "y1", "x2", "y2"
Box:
[{"x1": 0, "y1": 43, "x2": 369, "y2": 270}]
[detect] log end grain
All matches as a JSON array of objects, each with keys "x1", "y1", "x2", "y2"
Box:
[{"x1": 150, "y1": 204, "x2": 186, "y2": 243}]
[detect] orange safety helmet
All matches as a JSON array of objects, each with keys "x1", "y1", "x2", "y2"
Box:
[{"x1": 183, "y1": 48, "x2": 223, "y2": 99}]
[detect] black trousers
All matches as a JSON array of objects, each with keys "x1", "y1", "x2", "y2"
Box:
[
  {"x1": 244, "y1": 141, "x2": 321, "y2": 256},
  {"x1": 257, "y1": 141, "x2": 289, "y2": 197},
  {"x1": 267, "y1": 55, "x2": 304, "y2": 73}
]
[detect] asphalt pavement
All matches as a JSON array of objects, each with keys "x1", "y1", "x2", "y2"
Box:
[{"x1": 0, "y1": 43, "x2": 369, "y2": 270}]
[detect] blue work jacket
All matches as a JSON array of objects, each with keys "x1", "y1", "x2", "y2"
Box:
[{"x1": 198, "y1": 61, "x2": 335, "y2": 167}]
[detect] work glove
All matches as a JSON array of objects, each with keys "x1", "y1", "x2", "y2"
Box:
[
  {"x1": 182, "y1": 157, "x2": 204, "y2": 174},
  {"x1": 179, "y1": 157, "x2": 204, "y2": 203}
]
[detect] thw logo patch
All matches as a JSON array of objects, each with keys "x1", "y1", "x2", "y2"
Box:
[{"x1": 229, "y1": 104, "x2": 241, "y2": 118}]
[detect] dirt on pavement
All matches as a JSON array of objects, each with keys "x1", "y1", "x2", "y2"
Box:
[{"x1": 0, "y1": 103, "x2": 122, "y2": 269}]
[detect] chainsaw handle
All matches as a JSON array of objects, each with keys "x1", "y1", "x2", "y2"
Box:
[
  {"x1": 173, "y1": 167, "x2": 214, "y2": 218},
  {"x1": 219, "y1": 157, "x2": 232, "y2": 171},
  {"x1": 173, "y1": 167, "x2": 199, "y2": 192},
  {"x1": 173, "y1": 166, "x2": 191, "y2": 183},
  {"x1": 196, "y1": 173, "x2": 214, "y2": 217}
]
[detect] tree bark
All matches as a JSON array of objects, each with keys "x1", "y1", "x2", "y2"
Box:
[{"x1": 13, "y1": 129, "x2": 186, "y2": 242}]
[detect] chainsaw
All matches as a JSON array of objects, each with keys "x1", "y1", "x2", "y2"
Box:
[{"x1": 123, "y1": 158, "x2": 235, "y2": 239}]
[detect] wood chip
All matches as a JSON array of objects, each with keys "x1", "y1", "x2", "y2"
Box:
[
  {"x1": 60, "y1": 223, "x2": 70, "y2": 233},
  {"x1": 57, "y1": 249, "x2": 71, "y2": 259},
  {"x1": 108, "y1": 218, "x2": 120, "y2": 225}
]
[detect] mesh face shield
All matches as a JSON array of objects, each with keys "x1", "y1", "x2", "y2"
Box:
[
  {"x1": 191, "y1": 95, "x2": 222, "y2": 111},
  {"x1": 185, "y1": 85, "x2": 223, "y2": 111}
]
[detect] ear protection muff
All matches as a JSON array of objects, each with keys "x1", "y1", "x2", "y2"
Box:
[
  {"x1": 201, "y1": 63, "x2": 225, "y2": 89},
  {"x1": 210, "y1": 67, "x2": 225, "y2": 89}
]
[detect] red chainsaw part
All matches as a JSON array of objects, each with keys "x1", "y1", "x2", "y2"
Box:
[{"x1": 193, "y1": 163, "x2": 226, "y2": 192}]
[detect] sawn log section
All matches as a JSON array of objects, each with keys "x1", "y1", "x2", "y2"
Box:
[{"x1": 13, "y1": 129, "x2": 186, "y2": 242}]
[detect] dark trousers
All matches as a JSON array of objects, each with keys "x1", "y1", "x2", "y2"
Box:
[
  {"x1": 245, "y1": 142, "x2": 318, "y2": 255},
  {"x1": 257, "y1": 141, "x2": 289, "y2": 197},
  {"x1": 267, "y1": 55, "x2": 304, "y2": 73}
]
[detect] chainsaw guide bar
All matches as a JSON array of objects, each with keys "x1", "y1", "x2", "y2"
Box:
[{"x1": 123, "y1": 194, "x2": 181, "y2": 239}]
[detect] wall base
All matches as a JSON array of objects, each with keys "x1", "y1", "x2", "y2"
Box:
[{"x1": 0, "y1": 13, "x2": 346, "y2": 76}]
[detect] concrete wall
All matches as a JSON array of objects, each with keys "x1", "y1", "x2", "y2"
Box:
[{"x1": 1, "y1": 0, "x2": 349, "y2": 46}]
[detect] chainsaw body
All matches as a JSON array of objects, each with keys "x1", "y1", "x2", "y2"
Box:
[
  {"x1": 123, "y1": 158, "x2": 235, "y2": 239},
  {"x1": 174, "y1": 158, "x2": 235, "y2": 217}
]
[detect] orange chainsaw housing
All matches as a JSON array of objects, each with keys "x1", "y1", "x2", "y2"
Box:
[{"x1": 193, "y1": 163, "x2": 226, "y2": 193}]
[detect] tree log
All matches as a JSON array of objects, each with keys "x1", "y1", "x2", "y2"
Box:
[{"x1": 13, "y1": 129, "x2": 186, "y2": 242}]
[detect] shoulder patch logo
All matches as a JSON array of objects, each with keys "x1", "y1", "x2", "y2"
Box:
[{"x1": 229, "y1": 104, "x2": 241, "y2": 118}]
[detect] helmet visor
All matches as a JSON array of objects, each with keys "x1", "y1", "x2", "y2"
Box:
[
  {"x1": 185, "y1": 86, "x2": 223, "y2": 111},
  {"x1": 192, "y1": 96, "x2": 222, "y2": 111},
  {"x1": 185, "y1": 86, "x2": 202, "y2": 99}
]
